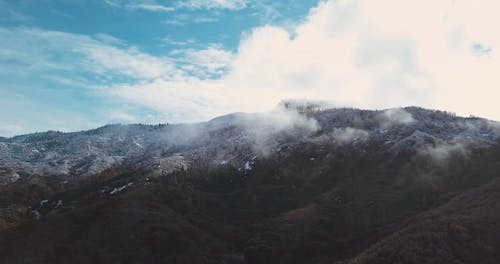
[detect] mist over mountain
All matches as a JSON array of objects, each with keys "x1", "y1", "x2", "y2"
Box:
[{"x1": 1, "y1": 105, "x2": 500, "y2": 263}]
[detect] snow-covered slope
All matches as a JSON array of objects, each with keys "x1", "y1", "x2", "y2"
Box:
[{"x1": 1, "y1": 107, "x2": 499, "y2": 185}]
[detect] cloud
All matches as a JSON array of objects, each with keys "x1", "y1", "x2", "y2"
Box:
[
  {"x1": 0, "y1": 27, "x2": 185, "y2": 136},
  {"x1": 173, "y1": 44, "x2": 235, "y2": 78},
  {"x1": 471, "y1": 43, "x2": 492, "y2": 57},
  {"x1": 105, "y1": 0, "x2": 247, "y2": 11},
  {"x1": 104, "y1": 1, "x2": 174, "y2": 12},
  {"x1": 378, "y1": 108, "x2": 415, "y2": 128},
  {"x1": 98, "y1": 0, "x2": 500, "y2": 125},
  {"x1": 4, "y1": 0, "x2": 500, "y2": 136},
  {"x1": 94, "y1": 33, "x2": 126, "y2": 46},
  {"x1": 0, "y1": 1, "x2": 32, "y2": 22},
  {"x1": 161, "y1": 14, "x2": 219, "y2": 26},
  {"x1": 161, "y1": 37, "x2": 197, "y2": 46},
  {"x1": 235, "y1": 107, "x2": 319, "y2": 156},
  {"x1": 0, "y1": 27, "x2": 179, "y2": 81},
  {"x1": 419, "y1": 141, "x2": 469, "y2": 165},
  {"x1": 331, "y1": 127, "x2": 369, "y2": 145},
  {"x1": 177, "y1": 0, "x2": 247, "y2": 10},
  {"x1": 82, "y1": 44, "x2": 178, "y2": 80},
  {"x1": 0, "y1": 27, "x2": 234, "y2": 131},
  {"x1": 126, "y1": 4, "x2": 175, "y2": 12},
  {"x1": 250, "y1": 0, "x2": 282, "y2": 24}
]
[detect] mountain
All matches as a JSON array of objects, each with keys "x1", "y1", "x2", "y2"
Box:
[{"x1": 1, "y1": 106, "x2": 500, "y2": 263}]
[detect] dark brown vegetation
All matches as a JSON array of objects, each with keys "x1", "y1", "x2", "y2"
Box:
[{"x1": 2, "y1": 139, "x2": 500, "y2": 263}]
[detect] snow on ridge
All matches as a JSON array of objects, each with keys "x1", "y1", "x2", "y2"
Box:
[{"x1": 1, "y1": 107, "x2": 499, "y2": 184}]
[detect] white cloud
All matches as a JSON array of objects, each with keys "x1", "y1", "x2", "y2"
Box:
[
  {"x1": 0, "y1": 27, "x2": 180, "y2": 81},
  {"x1": 94, "y1": 33, "x2": 126, "y2": 46},
  {"x1": 161, "y1": 14, "x2": 219, "y2": 26},
  {"x1": 250, "y1": 0, "x2": 282, "y2": 24},
  {"x1": 104, "y1": 79, "x2": 222, "y2": 122},
  {"x1": 229, "y1": 107, "x2": 319, "y2": 156},
  {"x1": 161, "y1": 37, "x2": 197, "y2": 46},
  {"x1": 104, "y1": 1, "x2": 175, "y2": 12},
  {"x1": 103, "y1": 0, "x2": 121, "y2": 8},
  {"x1": 104, "y1": 0, "x2": 247, "y2": 11},
  {"x1": 174, "y1": 44, "x2": 235, "y2": 78},
  {"x1": 82, "y1": 44, "x2": 178, "y2": 80},
  {"x1": 378, "y1": 108, "x2": 415, "y2": 128},
  {"x1": 126, "y1": 4, "x2": 174, "y2": 12},
  {"x1": 177, "y1": 0, "x2": 247, "y2": 10},
  {"x1": 420, "y1": 142, "x2": 469, "y2": 165},
  {"x1": 0, "y1": 1, "x2": 32, "y2": 22},
  {"x1": 331, "y1": 127, "x2": 369, "y2": 145},
  {"x1": 109, "y1": 0, "x2": 500, "y2": 123}
]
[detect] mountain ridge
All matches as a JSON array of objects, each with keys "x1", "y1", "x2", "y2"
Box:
[{"x1": 1, "y1": 106, "x2": 491, "y2": 140}]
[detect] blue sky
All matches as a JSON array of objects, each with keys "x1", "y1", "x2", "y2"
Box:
[{"x1": 0, "y1": 0, "x2": 499, "y2": 136}]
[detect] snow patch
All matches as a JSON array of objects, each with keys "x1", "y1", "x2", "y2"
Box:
[
  {"x1": 110, "y1": 185, "x2": 127, "y2": 195},
  {"x1": 153, "y1": 155, "x2": 189, "y2": 177},
  {"x1": 244, "y1": 161, "x2": 252, "y2": 171},
  {"x1": 32, "y1": 210, "x2": 41, "y2": 220},
  {"x1": 133, "y1": 140, "x2": 144, "y2": 149},
  {"x1": 244, "y1": 157, "x2": 256, "y2": 172}
]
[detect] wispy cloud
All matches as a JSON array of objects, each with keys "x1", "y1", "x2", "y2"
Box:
[
  {"x1": 161, "y1": 37, "x2": 197, "y2": 46},
  {"x1": 176, "y1": 0, "x2": 247, "y2": 10},
  {"x1": 0, "y1": 27, "x2": 180, "y2": 81},
  {"x1": 94, "y1": 33, "x2": 126, "y2": 46},
  {"x1": 161, "y1": 14, "x2": 219, "y2": 26},
  {"x1": 378, "y1": 108, "x2": 415, "y2": 128},
  {"x1": 126, "y1": 4, "x2": 175, "y2": 12},
  {"x1": 82, "y1": 44, "x2": 179, "y2": 80},
  {"x1": 251, "y1": 0, "x2": 282, "y2": 24},
  {"x1": 0, "y1": 1, "x2": 32, "y2": 22},
  {"x1": 193, "y1": 16, "x2": 219, "y2": 23},
  {"x1": 172, "y1": 44, "x2": 234, "y2": 78},
  {"x1": 471, "y1": 43, "x2": 492, "y2": 57},
  {"x1": 0, "y1": 26, "x2": 236, "y2": 128},
  {"x1": 104, "y1": 1, "x2": 174, "y2": 12},
  {"x1": 105, "y1": 0, "x2": 247, "y2": 11}
]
